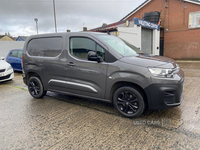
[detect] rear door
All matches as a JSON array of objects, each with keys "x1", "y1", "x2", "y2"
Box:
[{"x1": 65, "y1": 35, "x2": 108, "y2": 99}]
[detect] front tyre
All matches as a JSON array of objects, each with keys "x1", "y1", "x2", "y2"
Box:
[
  {"x1": 28, "y1": 76, "x2": 46, "y2": 98},
  {"x1": 113, "y1": 86, "x2": 145, "y2": 118}
]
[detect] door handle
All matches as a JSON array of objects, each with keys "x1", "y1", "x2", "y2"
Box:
[{"x1": 67, "y1": 62, "x2": 75, "y2": 66}]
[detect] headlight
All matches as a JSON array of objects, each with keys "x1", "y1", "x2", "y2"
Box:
[
  {"x1": 7, "y1": 65, "x2": 13, "y2": 71},
  {"x1": 148, "y1": 67, "x2": 174, "y2": 78}
]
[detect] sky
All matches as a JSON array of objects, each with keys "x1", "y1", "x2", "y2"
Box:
[{"x1": 0, "y1": 0, "x2": 146, "y2": 37}]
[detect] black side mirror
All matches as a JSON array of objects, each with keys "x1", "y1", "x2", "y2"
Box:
[
  {"x1": 88, "y1": 51, "x2": 97, "y2": 61},
  {"x1": 88, "y1": 51, "x2": 103, "y2": 63},
  {"x1": 97, "y1": 56, "x2": 103, "y2": 63}
]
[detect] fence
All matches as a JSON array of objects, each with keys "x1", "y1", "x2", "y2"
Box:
[{"x1": 0, "y1": 41, "x2": 25, "y2": 58}]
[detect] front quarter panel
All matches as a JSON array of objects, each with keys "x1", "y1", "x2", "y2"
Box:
[{"x1": 105, "y1": 60, "x2": 150, "y2": 100}]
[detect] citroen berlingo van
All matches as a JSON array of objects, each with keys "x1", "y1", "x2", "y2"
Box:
[{"x1": 22, "y1": 32, "x2": 184, "y2": 118}]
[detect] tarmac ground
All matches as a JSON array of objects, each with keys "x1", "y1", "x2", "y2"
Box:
[{"x1": 1, "y1": 61, "x2": 200, "y2": 149}]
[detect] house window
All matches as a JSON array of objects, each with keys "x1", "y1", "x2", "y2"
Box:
[{"x1": 188, "y1": 11, "x2": 200, "y2": 29}]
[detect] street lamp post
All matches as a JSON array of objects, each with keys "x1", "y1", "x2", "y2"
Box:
[
  {"x1": 34, "y1": 18, "x2": 38, "y2": 35},
  {"x1": 53, "y1": 0, "x2": 57, "y2": 33}
]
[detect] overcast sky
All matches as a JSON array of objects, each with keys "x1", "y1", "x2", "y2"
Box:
[{"x1": 0, "y1": 0, "x2": 145, "y2": 37}]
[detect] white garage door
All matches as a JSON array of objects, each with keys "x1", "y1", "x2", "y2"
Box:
[{"x1": 141, "y1": 28, "x2": 153, "y2": 54}]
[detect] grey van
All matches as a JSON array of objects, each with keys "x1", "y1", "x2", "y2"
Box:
[{"x1": 22, "y1": 32, "x2": 184, "y2": 118}]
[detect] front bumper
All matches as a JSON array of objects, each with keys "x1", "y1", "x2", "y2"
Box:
[
  {"x1": 144, "y1": 69, "x2": 184, "y2": 110},
  {"x1": 144, "y1": 80, "x2": 184, "y2": 110},
  {"x1": 0, "y1": 69, "x2": 14, "y2": 82}
]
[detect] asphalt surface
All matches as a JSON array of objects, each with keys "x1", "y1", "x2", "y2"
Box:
[{"x1": 1, "y1": 61, "x2": 200, "y2": 149}]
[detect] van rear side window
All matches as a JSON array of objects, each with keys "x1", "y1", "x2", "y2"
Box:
[{"x1": 27, "y1": 37, "x2": 63, "y2": 57}]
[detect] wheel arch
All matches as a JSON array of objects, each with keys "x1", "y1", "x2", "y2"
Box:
[
  {"x1": 27, "y1": 72, "x2": 41, "y2": 81},
  {"x1": 26, "y1": 71, "x2": 46, "y2": 89},
  {"x1": 109, "y1": 81, "x2": 148, "y2": 109}
]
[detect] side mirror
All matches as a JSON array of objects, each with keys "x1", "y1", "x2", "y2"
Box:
[
  {"x1": 1, "y1": 57, "x2": 5, "y2": 60},
  {"x1": 88, "y1": 51, "x2": 103, "y2": 63},
  {"x1": 97, "y1": 56, "x2": 103, "y2": 63},
  {"x1": 88, "y1": 51, "x2": 97, "y2": 61}
]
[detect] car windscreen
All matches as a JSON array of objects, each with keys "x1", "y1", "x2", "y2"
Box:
[{"x1": 97, "y1": 35, "x2": 143, "y2": 56}]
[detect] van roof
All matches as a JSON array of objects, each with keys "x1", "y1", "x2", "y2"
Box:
[{"x1": 28, "y1": 32, "x2": 106, "y2": 38}]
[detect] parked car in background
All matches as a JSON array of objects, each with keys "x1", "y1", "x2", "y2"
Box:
[
  {"x1": 6, "y1": 49, "x2": 23, "y2": 71},
  {"x1": 0, "y1": 57, "x2": 14, "y2": 82}
]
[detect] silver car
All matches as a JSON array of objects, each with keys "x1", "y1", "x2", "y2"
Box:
[
  {"x1": 22, "y1": 32, "x2": 184, "y2": 118},
  {"x1": 0, "y1": 57, "x2": 14, "y2": 82}
]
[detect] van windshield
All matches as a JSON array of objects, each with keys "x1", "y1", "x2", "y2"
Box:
[{"x1": 98, "y1": 35, "x2": 143, "y2": 56}]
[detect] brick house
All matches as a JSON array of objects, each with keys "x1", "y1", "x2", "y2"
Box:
[{"x1": 121, "y1": 0, "x2": 200, "y2": 60}]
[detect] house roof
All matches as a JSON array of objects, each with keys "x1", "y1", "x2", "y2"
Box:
[
  {"x1": 120, "y1": 0, "x2": 200, "y2": 21},
  {"x1": 90, "y1": 18, "x2": 134, "y2": 32},
  {"x1": 120, "y1": 0, "x2": 151, "y2": 21},
  {"x1": 0, "y1": 35, "x2": 14, "y2": 41},
  {"x1": 17, "y1": 36, "x2": 28, "y2": 41}
]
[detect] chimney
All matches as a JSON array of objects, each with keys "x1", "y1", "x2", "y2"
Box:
[{"x1": 102, "y1": 23, "x2": 107, "y2": 27}]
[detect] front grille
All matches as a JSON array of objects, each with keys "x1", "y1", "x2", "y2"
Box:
[
  {"x1": 0, "y1": 73, "x2": 11, "y2": 81},
  {"x1": 164, "y1": 91, "x2": 176, "y2": 104},
  {"x1": 0, "y1": 69, "x2": 5, "y2": 73}
]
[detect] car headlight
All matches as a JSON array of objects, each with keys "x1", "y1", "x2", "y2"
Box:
[
  {"x1": 7, "y1": 65, "x2": 13, "y2": 71},
  {"x1": 148, "y1": 67, "x2": 174, "y2": 78}
]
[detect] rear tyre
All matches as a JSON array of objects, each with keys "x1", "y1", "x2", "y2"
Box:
[
  {"x1": 113, "y1": 86, "x2": 145, "y2": 118},
  {"x1": 28, "y1": 76, "x2": 46, "y2": 98}
]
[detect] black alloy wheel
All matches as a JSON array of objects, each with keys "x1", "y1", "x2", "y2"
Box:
[
  {"x1": 113, "y1": 86, "x2": 145, "y2": 118},
  {"x1": 28, "y1": 76, "x2": 46, "y2": 98}
]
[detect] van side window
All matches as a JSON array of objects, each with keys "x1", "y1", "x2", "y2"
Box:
[
  {"x1": 10, "y1": 50, "x2": 18, "y2": 57},
  {"x1": 27, "y1": 37, "x2": 62, "y2": 57},
  {"x1": 70, "y1": 37, "x2": 96, "y2": 60},
  {"x1": 97, "y1": 44, "x2": 105, "y2": 61},
  {"x1": 70, "y1": 37, "x2": 105, "y2": 61}
]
